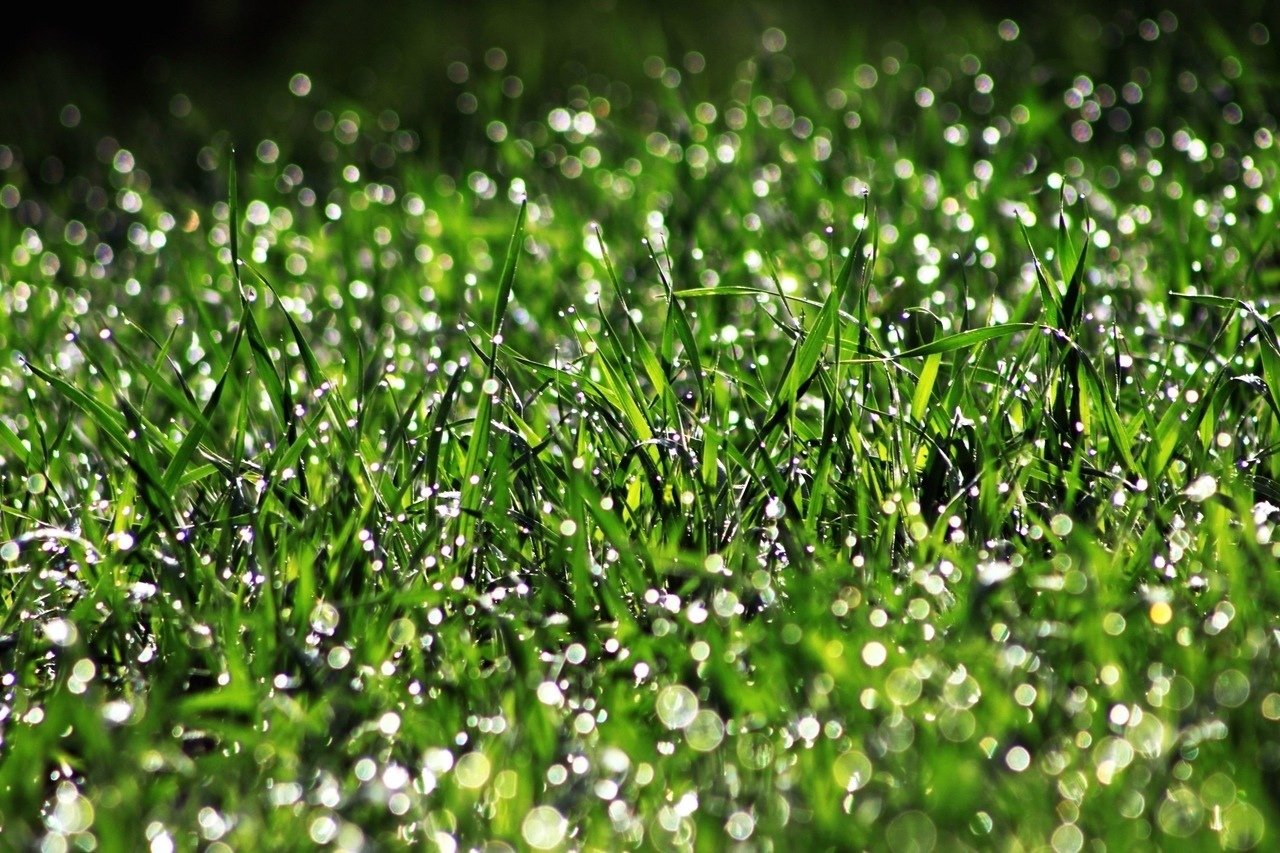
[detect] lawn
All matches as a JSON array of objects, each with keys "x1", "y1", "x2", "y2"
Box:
[{"x1": 2, "y1": 3, "x2": 1279, "y2": 849}]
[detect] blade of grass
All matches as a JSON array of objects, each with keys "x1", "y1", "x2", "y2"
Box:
[
  {"x1": 1017, "y1": 213, "x2": 1062, "y2": 329},
  {"x1": 162, "y1": 318, "x2": 247, "y2": 494},
  {"x1": 457, "y1": 201, "x2": 527, "y2": 561}
]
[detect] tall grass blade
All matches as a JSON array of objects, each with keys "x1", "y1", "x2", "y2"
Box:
[{"x1": 458, "y1": 201, "x2": 527, "y2": 561}]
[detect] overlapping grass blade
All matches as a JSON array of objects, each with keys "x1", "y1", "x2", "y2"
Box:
[{"x1": 457, "y1": 200, "x2": 527, "y2": 559}]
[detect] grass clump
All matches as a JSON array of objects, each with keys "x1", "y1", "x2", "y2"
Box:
[{"x1": 2, "y1": 6, "x2": 1280, "y2": 850}]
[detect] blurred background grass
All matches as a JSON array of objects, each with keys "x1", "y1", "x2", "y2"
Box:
[{"x1": 5, "y1": 0, "x2": 1274, "y2": 189}]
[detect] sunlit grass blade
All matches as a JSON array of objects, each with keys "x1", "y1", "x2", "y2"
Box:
[
  {"x1": 1060, "y1": 222, "x2": 1090, "y2": 334},
  {"x1": 20, "y1": 358, "x2": 135, "y2": 458},
  {"x1": 644, "y1": 236, "x2": 706, "y2": 405},
  {"x1": 161, "y1": 319, "x2": 246, "y2": 494},
  {"x1": 1069, "y1": 339, "x2": 1139, "y2": 475},
  {"x1": 0, "y1": 414, "x2": 29, "y2": 469},
  {"x1": 594, "y1": 225, "x2": 678, "y2": 419},
  {"x1": 911, "y1": 353, "x2": 942, "y2": 423},
  {"x1": 457, "y1": 201, "x2": 527, "y2": 561},
  {"x1": 1017, "y1": 213, "x2": 1062, "y2": 328}
]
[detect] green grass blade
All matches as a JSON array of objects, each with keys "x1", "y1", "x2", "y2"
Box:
[
  {"x1": 458, "y1": 202, "x2": 527, "y2": 559},
  {"x1": 488, "y1": 200, "x2": 529, "y2": 363},
  {"x1": 1060, "y1": 224, "x2": 1090, "y2": 334},
  {"x1": 911, "y1": 354, "x2": 942, "y2": 422},
  {"x1": 0, "y1": 415, "x2": 29, "y2": 468},
  {"x1": 881, "y1": 323, "x2": 1036, "y2": 361},
  {"x1": 162, "y1": 319, "x2": 246, "y2": 494},
  {"x1": 1069, "y1": 340, "x2": 1138, "y2": 474},
  {"x1": 21, "y1": 358, "x2": 134, "y2": 454},
  {"x1": 1017, "y1": 214, "x2": 1062, "y2": 328}
]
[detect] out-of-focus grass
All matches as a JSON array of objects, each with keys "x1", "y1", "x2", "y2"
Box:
[{"x1": 2, "y1": 4, "x2": 1279, "y2": 850}]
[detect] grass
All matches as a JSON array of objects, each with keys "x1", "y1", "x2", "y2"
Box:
[{"x1": 2, "y1": 5, "x2": 1280, "y2": 850}]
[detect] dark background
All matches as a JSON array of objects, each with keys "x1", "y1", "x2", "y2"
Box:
[
  {"x1": 2, "y1": 0, "x2": 1276, "y2": 186},
  {"x1": 8, "y1": 1, "x2": 1271, "y2": 112}
]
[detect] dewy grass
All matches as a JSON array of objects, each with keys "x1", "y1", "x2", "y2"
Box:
[{"x1": 2, "y1": 6, "x2": 1280, "y2": 850}]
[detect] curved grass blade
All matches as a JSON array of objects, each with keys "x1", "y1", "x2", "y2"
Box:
[
  {"x1": 0, "y1": 415, "x2": 29, "y2": 469},
  {"x1": 882, "y1": 323, "x2": 1036, "y2": 361}
]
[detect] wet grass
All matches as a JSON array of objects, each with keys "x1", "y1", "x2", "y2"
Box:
[{"x1": 2, "y1": 7, "x2": 1280, "y2": 850}]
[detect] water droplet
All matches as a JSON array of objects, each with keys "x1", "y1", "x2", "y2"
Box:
[
  {"x1": 387, "y1": 618, "x2": 416, "y2": 646},
  {"x1": 522, "y1": 805, "x2": 567, "y2": 850},
  {"x1": 455, "y1": 751, "x2": 491, "y2": 789},
  {"x1": 861, "y1": 641, "x2": 887, "y2": 667},
  {"x1": 310, "y1": 602, "x2": 340, "y2": 635},
  {"x1": 1005, "y1": 746, "x2": 1031, "y2": 772},
  {"x1": 887, "y1": 811, "x2": 936, "y2": 853},
  {"x1": 102, "y1": 699, "x2": 132, "y2": 725},
  {"x1": 886, "y1": 668, "x2": 922, "y2": 705},
  {"x1": 725, "y1": 810, "x2": 755, "y2": 841},
  {"x1": 424, "y1": 748, "x2": 454, "y2": 774},
  {"x1": 833, "y1": 749, "x2": 873, "y2": 791},
  {"x1": 734, "y1": 733, "x2": 774, "y2": 770},
  {"x1": 1221, "y1": 802, "x2": 1265, "y2": 850},
  {"x1": 43, "y1": 618, "x2": 78, "y2": 647},
  {"x1": 1050, "y1": 823, "x2": 1084, "y2": 853},
  {"x1": 1157, "y1": 787, "x2": 1204, "y2": 837},
  {"x1": 977, "y1": 560, "x2": 1014, "y2": 586},
  {"x1": 685, "y1": 709, "x2": 725, "y2": 751},
  {"x1": 1185, "y1": 474, "x2": 1217, "y2": 502},
  {"x1": 1213, "y1": 669, "x2": 1250, "y2": 708},
  {"x1": 655, "y1": 684, "x2": 699, "y2": 729},
  {"x1": 309, "y1": 815, "x2": 338, "y2": 845},
  {"x1": 537, "y1": 681, "x2": 564, "y2": 707}
]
